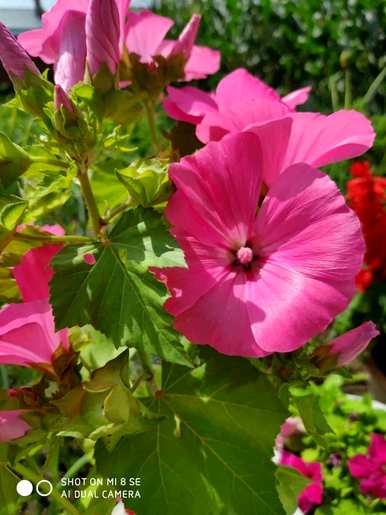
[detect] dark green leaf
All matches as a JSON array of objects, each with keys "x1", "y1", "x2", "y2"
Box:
[
  {"x1": 95, "y1": 350, "x2": 288, "y2": 515},
  {"x1": 0, "y1": 132, "x2": 31, "y2": 188},
  {"x1": 276, "y1": 466, "x2": 311, "y2": 515}
]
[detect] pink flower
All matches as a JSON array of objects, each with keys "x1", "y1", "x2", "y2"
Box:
[
  {"x1": 276, "y1": 417, "x2": 304, "y2": 449},
  {"x1": 0, "y1": 22, "x2": 39, "y2": 81},
  {"x1": 152, "y1": 133, "x2": 364, "y2": 357},
  {"x1": 18, "y1": 0, "x2": 89, "y2": 91},
  {"x1": 125, "y1": 11, "x2": 220, "y2": 80},
  {"x1": 0, "y1": 410, "x2": 30, "y2": 442},
  {"x1": 86, "y1": 0, "x2": 120, "y2": 77},
  {"x1": 13, "y1": 225, "x2": 64, "y2": 302},
  {"x1": 164, "y1": 69, "x2": 374, "y2": 184},
  {"x1": 280, "y1": 450, "x2": 323, "y2": 513},
  {"x1": 327, "y1": 321, "x2": 379, "y2": 367},
  {"x1": 348, "y1": 433, "x2": 386, "y2": 499},
  {"x1": 0, "y1": 300, "x2": 67, "y2": 367}
]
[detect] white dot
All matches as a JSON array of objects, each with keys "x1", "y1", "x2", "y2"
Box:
[{"x1": 16, "y1": 479, "x2": 33, "y2": 497}]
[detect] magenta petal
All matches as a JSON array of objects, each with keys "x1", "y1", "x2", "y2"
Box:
[
  {"x1": 171, "y1": 14, "x2": 201, "y2": 59},
  {"x1": 116, "y1": 0, "x2": 131, "y2": 49},
  {"x1": 0, "y1": 300, "x2": 58, "y2": 366},
  {"x1": 369, "y1": 433, "x2": 386, "y2": 463},
  {"x1": 164, "y1": 85, "x2": 216, "y2": 124},
  {"x1": 0, "y1": 410, "x2": 30, "y2": 442},
  {"x1": 282, "y1": 86, "x2": 311, "y2": 109},
  {"x1": 125, "y1": 10, "x2": 173, "y2": 62},
  {"x1": 86, "y1": 0, "x2": 120, "y2": 76},
  {"x1": 216, "y1": 68, "x2": 280, "y2": 106},
  {"x1": 18, "y1": 0, "x2": 89, "y2": 64},
  {"x1": 0, "y1": 22, "x2": 39, "y2": 80},
  {"x1": 329, "y1": 321, "x2": 379, "y2": 366},
  {"x1": 184, "y1": 45, "x2": 220, "y2": 80},
  {"x1": 54, "y1": 11, "x2": 87, "y2": 91},
  {"x1": 348, "y1": 455, "x2": 373, "y2": 479},
  {"x1": 282, "y1": 110, "x2": 375, "y2": 171},
  {"x1": 253, "y1": 164, "x2": 364, "y2": 352}
]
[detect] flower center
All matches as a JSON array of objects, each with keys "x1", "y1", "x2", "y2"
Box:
[{"x1": 236, "y1": 246, "x2": 254, "y2": 265}]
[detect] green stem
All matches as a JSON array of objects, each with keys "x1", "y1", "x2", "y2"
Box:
[
  {"x1": 12, "y1": 462, "x2": 81, "y2": 515},
  {"x1": 105, "y1": 198, "x2": 132, "y2": 222},
  {"x1": 30, "y1": 156, "x2": 66, "y2": 168},
  {"x1": 344, "y1": 69, "x2": 352, "y2": 108},
  {"x1": 59, "y1": 455, "x2": 91, "y2": 487},
  {"x1": 0, "y1": 366, "x2": 9, "y2": 389},
  {"x1": 77, "y1": 163, "x2": 103, "y2": 237},
  {"x1": 329, "y1": 73, "x2": 340, "y2": 111},
  {"x1": 14, "y1": 232, "x2": 94, "y2": 245},
  {"x1": 363, "y1": 66, "x2": 386, "y2": 105},
  {"x1": 144, "y1": 100, "x2": 160, "y2": 153}
]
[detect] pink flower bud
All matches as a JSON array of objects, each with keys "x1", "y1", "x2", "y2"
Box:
[
  {"x1": 328, "y1": 321, "x2": 379, "y2": 367},
  {"x1": 0, "y1": 22, "x2": 39, "y2": 81},
  {"x1": 54, "y1": 85, "x2": 75, "y2": 113},
  {"x1": 86, "y1": 0, "x2": 120, "y2": 77},
  {"x1": 171, "y1": 14, "x2": 201, "y2": 59},
  {"x1": 0, "y1": 410, "x2": 30, "y2": 442}
]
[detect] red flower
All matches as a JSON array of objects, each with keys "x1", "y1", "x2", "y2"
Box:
[{"x1": 347, "y1": 161, "x2": 386, "y2": 292}]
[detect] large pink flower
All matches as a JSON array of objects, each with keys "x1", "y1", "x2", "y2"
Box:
[
  {"x1": 164, "y1": 68, "x2": 374, "y2": 184},
  {"x1": 152, "y1": 133, "x2": 364, "y2": 356},
  {"x1": 0, "y1": 410, "x2": 30, "y2": 442},
  {"x1": 280, "y1": 450, "x2": 323, "y2": 514},
  {"x1": 348, "y1": 433, "x2": 386, "y2": 499}
]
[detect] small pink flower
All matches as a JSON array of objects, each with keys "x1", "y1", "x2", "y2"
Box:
[
  {"x1": 327, "y1": 321, "x2": 379, "y2": 366},
  {"x1": 125, "y1": 10, "x2": 220, "y2": 80},
  {"x1": 0, "y1": 410, "x2": 30, "y2": 442},
  {"x1": 13, "y1": 225, "x2": 64, "y2": 302},
  {"x1": 164, "y1": 68, "x2": 374, "y2": 184},
  {"x1": 276, "y1": 417, "x2": 304, "y2": 448},
  {"x1": 0, "y1": 22, "x2": 39, "y2": 81},
  {"x1": 86, "y1": 0, "x2": 121, "y2": 77},
  {"x1": 348, "y1": 433, "x2": 386, "y2": 499},
  {"x1": 0, "y1": 299, "x2": 67, "y2": 367},
  {"x1": 152, "y1": 133, "x2": 364, "y2": 356},
  {"x1": 280, "y1": 450, "x2": 323, "y2": 514}
]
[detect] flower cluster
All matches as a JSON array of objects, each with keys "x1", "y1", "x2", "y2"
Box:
[
  {"x1": 347, "y1": 161, "x2": 386, "y2": 292},
  {"x1": 348, "y1": 433, "x2": 386, "y2": 500}
]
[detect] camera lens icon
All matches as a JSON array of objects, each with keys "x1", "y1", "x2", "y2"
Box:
[{"x1": 16, "y1": 479, "x2": 53, "y2": 497}]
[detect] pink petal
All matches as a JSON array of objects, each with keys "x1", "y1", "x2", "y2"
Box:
[
  {"x1": 252, "y1": 163, "x2": 364, "y2": 352},
  {"x1": 282, "y1": 86, "x2": 311, "y2": 109},
  {"x1": 168, "y1": 132, "x2": 263, "y2": 248},
  {"x1": 163, "y1": 85, "x2": 217, "y2": 124},
  {"x1": 0, "y1": 22, "x2": 39, "y2": 80},
  {"x1": 282, "y1": 110, "x2": 375, "y2": 172},
  {"x1": 116, "y1": 0, "x2": 131, "y2": 49},
  {"x1": 0, "y1": 300, "x2": 58, "y2": 366},
  {"x1": 54, "y1": 84, "x2": 75, "y2": 112},
  {"x1": 13, "y1": 237, "x2": 63, "y2": 302},
  {"x1": 86, "y1": 0, "x2": 120, "y2": 76},
  {"x1": 183, "y1": 45, "x2": 220, "y2": 80},
  {"x1": 328, "y1": 321, "x2": 379, "y2": 366},
  {"x1": 54, "y1": 11, "x2": 87, "y2": 91},
  {"x1": 171, "y1": 14, "x2": 201, "y2": 59},
  {"x1": 369, "y1": 433, "x2": 386, "y2": 463},
  {"x1": 348, "y1": 455, "x2": 373, "y2": 479},
  {"x1": 0, "y1": 410, "x2": 30, "y2": 442},
  {"x1": 18, "y1": 0, "x2": 89, "y2": 64},
  {"x1": 216, "y1": 68, "x2": 281, "y2": 106},
  {"x1": 125, "y1": 10, "x2": 173, "y2": 62}
]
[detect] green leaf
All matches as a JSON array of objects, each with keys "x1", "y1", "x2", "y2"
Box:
[
  {"x1": 276, "y1": 466, "x2": 311, "y2": 515},
  {"x1": 0, "y1": 132, "x2": 31, "y2": 188},
  {"x1": 290, "y1": 388, "x2": 333, "y2": 439},
  {"x1": 95, "y1": 349, "x2": 288, "y2": 515},
  {"x1": 0, "y1": 464, "x2": 18, "y2": 515},
  {"x1": 50, "y1": 208, "x2": 190, "y2": 366},
  {"x1": 315, "y1": 499, "x2": 367, "y2": 514},
  {"x1": 0, "y1": 195, "x2": 27, "y2": 232}
]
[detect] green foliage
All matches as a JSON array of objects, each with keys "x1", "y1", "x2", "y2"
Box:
[
  {"x1": 0, "y1": 132, "x2": 31, "y2": 189},
  {"x1": 276, "y1": 467, "x2": 311, "y2": 515},
  {"x1": 50, "y1": 208, "x2": 191, "y2": 366},
  {"x1": 96, "y1": 349, "x2": 288, "y2": 514}
]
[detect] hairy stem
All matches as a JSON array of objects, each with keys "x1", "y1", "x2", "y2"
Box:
[
  {"x1": 77, "y1": 162, "x2": 103, "y2": 236},
  {"x1": 144, "y1": 100, "x2": 160, "y2": 153},
  {"x1": 14, "y1": 232, "x2": 94, "y2": 245}
]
